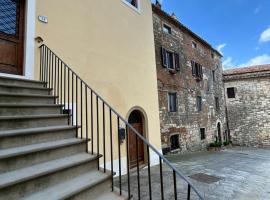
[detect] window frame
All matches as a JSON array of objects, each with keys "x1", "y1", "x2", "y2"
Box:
[
  {"x1": 161, "y1": 47, "x2": 180, "y2": 71},
  {"x1": 191, "y1": 61, "x2": 203, "y2": 80},
  {"x1": 163, "y1": 24, "x2": 172, "y2": 34},
  {"x1": 215, "y1": 97, "x2": 220, "y2": 112},
  {"x1": 122, "y1": 0, "x2": 141, "y2": 13},
  {"x1": 192, "y1": 41, "x2": 197, "y2": 49},
  {"x1": 212, "y1": 70, "x2": 215, "y2": 82},
  {"x1": 200, "y1": 128, "x2": 206, "y2": 140},
  {"x1": 227, "y1": 87, "x2": 236, "y2": 98},
  {"x1": 196, "y1": 96, "x2": 202, "y2": 112},
  {"x1": 168, "y1": 92, "x2": 177, "y2": 113}
]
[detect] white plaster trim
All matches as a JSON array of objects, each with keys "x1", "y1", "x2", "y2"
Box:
[
  {"x1": 24, "y1": 0, "x2": 36, "y2": 79},
  {"x1": 103, "y1": 148, "x2": 162, "y2": 177},
  {"x1": 122, "y1": 0, "x2": 141, "y2": 14}
]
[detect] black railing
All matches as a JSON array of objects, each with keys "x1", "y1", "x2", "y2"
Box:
[{"x1": 39, "y1": 44, "x2": 204, "y2": 200}]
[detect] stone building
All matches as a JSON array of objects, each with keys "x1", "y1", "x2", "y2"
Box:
[
  {"x1": 224, "y1": 64, "x2": 270, "y2": 148},
  {"x1": 152, "y1": 3, "x2": 227, "y2": 154}
]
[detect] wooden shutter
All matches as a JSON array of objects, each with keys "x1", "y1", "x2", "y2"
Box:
[
  {"x1": 161, "y1": 47, "x2": 167, "y2": 68},
  {"x1": 191, "y1": 61, "x2": 196, "y2": 76},
  {"x1": 199, "y1": 65, "x2": 203, "y2": 79},
  {"x1": 174, "y1": 53, "x2": 180, "y2": 71}
]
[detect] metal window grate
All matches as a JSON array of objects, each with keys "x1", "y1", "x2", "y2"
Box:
[{"x1": 0, "y1": 0, "x2": 20, "y2": 36}]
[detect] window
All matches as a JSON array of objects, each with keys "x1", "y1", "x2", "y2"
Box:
[
  {"x1": 170, "y1": 134, "x2": 180, "y2": 150},
  {"x1": 227, "y1": 87, "x2": 236, "y2": 98},
  {"x1": 200, "y1": 128, "x2": 206, "y2": 140},
  {"x1": 161, "y1": 47, "x2": 180, "y2": 71},
  {"x1": 212, "y1": 70, "x2": 215, "y2": 82},
  {"x1": 191, "y1": 61, "x2": 203, "y2": 80},
  {"x1": 124, "y1": 0, "x2": 138, "y2": 8},
  {"x1": 215, "y1": 97, "x2": 220, "y2": 111},
  {"x1": 192, "y1": 41, "x2": 197, "y2": 49},
  {"x1": 211, "y1": 52, "x2": 215, "y2": 59},
  {"x1": 168, "y1": 92, "x2": 177, "y2": 112},
  {"x1": 196, "y1": 96, "x2": 202, "y2": 112},
  {"x1": 163, "y1": 24, "x2": 172, "y2": 34}
]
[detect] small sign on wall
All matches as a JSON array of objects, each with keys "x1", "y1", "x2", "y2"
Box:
[{"x1": 38, "y1": 15, "x2": 48, "y2": 23}]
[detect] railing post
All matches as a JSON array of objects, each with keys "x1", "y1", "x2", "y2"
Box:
[
  {"x1": 159, "y1": 157, "x2": 164, "y2": 200},
  {"x1": 125, "y1": 125, "x2": 131, "y2": 199},
  {"x1": 173, "y1": 170, "x2": 177, "y2": 200},
  {"x1": 109, "y1": 109, "x2": 114, "y2": 191},
  {"x1": 147, "y1": 145, "x2": 152, "y2": 200},
  {"x1": 117, "y1": 117, "x2": 122, "y2": 195},
  {"x1": 187, "y1": 184, "x2": 191, "y2": 200}
]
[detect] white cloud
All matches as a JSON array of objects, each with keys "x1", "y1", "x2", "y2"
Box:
[
  {"x1": 216, "y1": 43, "x2": 227, "y2": 54},
  {"x1": 259, "y1": 27, "x2": 270, "y2": 43},
  {"x1": 222, "y1": 57, "x2": 234, "y2": 68},
  {"x1": 239, "y1": 54, "x2": 270, "y2": 67}
]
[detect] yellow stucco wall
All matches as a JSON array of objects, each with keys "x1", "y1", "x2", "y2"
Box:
[{"x1": 34, "y1": 0, "x2": 161, "y2": 155}]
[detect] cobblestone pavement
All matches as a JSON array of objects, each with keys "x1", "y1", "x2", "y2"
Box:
[{"x1": 116, "y1": 147, "x2": 270, "y2": 200}]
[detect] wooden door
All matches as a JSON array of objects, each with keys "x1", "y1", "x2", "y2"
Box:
[
  {"x1": 128, "y1": 123, "x2": 144, "y2": 169},
  {"x1": 0, "y1": 0, "x2": 25, "y2": 75}
]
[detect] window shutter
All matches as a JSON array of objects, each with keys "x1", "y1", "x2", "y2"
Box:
[
  {"x1": 174, "y1": 53, "x2": 180, "y2": 71},
  {"x1": 191, "y1": 61, "x2": 196, "y2": 76},
  {"x1": 161, "y1": 47, "x2": 167, "y2": 68},
  {"x1": 200, "y1": 65, "x2": 203, "y2": 79}
]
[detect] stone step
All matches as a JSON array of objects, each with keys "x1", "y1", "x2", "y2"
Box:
[
  {"x1": 0, "y1": 76, "x2": 46, "y2": 88},
  {"x1": 0, "y1": 114, "x2": 69, "y2": 131},
  {"x1": 0, "y1": 93, "x2": 57, "y2": 104},
  {"x1": 0, "y1": 83, "x2": 52, "y2": 95},
  {"x1": 0, "y1": 153, "x2": 100, "y2": 200},
  {"x1": 0, "y1": 138, "x2": 86, "y2": 173},
  {"x1": 0, "y1": 125, "x2": 78, "y2": 149},
  {"x1": 22, "y1": 170, "x2": 113, "y2": 200},
  {"x1": 0, "y1": 104, "x2": 63, "y2": 116}
]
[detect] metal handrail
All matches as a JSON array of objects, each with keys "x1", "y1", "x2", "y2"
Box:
[{"x1": 39, "y1": 44, "x2": 204, "y2": 200}]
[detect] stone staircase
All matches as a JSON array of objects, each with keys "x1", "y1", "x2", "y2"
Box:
[{"x1": 0, "y1": 76, "x2": 125, "y2": 200}]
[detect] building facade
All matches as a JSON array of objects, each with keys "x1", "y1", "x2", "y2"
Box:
[
  {"x1": 0, "y1": 0, "x2": 161, "y2": 171},
  {"x1": 224, "y1": 65, "x2": 270, "y2": 148},
  {"x1": 152, "y1": 4, "x2": 227, "y2": 154}
]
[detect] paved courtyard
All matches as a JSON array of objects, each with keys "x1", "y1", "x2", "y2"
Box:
[{"x1": 118, "y1": 147, "x2": 270, "y2": 200}]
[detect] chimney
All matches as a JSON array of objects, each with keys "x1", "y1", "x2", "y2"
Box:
[
  {"x1": 171, "y1": 12, "x2": 177, "y2": 20},
  {"x1": 155, "y1": 0, "x2": 162, "y2": 9}
]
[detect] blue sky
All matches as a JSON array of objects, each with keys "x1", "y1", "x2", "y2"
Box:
[{"x1": 152, "y1": 0, "x2": 270, "y2": 69}]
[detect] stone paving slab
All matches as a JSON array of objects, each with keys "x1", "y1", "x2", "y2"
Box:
[{"x1": 116, "y1": 147, "x2": 270, "y2": 200}]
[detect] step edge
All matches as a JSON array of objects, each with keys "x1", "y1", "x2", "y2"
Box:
[
  {"x1": 0, "y1": 76, "x2": 46, "y2": 84},
  {"x1": 0, "y1": 114, "x2": 70, "y2": 120},
  {"x1": 0, "y1": 93, "x2": 57, "y2": 98},
  {"x1": 0, "y1": 125, "x2": 78, "y2": 138},
  {"x1": 0, "y1": 83, "x2": 52, "y2": 90},
  {"x1": 0, "y1": 138, "x2": 86, "y2": 160},
  {"x1": 0, "y1": 153, "x2": 100, "y2": 190},
  {"x1": 23, "y1": 171, "x2": 111, "y2": 200}
]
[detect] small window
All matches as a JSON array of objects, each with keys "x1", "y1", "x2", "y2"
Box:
[
  {"x1": 211, "y1": 52, "x2": 215, "y2": 59},
  {"x1": 192, "y1": 41, "x2": 197, "y2": 49},
  {"x1": 168, "y1": 92, "x2": 177, "y2": 112},
  {"x1": 161, "y1": 47, "x2": 180, "y2": 71},
  {"x1": 212, "y1": 70, "x2": 215, "y2": 82},
  {"x1": 170, "y1": 134, "x2": 180, "y2": 150},
  {"x1": 191, "y1": 61, "x2": 203, "y2": 80},
  {"x1": 196, "y1": 96, "x2": 202, "y2": 112},
  {"x1": 200, "y1": 128, "x2": 206, "y2": 140},
  {"x1": 163, "y1": 24, "x2": 172, "y2": 34},
  {"x1": 125, "y1": 0, "x2": 138, "y2": 8},
  {"x1": 227, "y1": 87, "x2": 236, "y2": 98},
  {"x1": 215, "y1": 97, "x2": 220, "y2": 111}
]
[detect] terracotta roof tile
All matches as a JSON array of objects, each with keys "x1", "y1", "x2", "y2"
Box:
[{"x1": 223, "y1": 64, "x2": 270, "y2": 76}]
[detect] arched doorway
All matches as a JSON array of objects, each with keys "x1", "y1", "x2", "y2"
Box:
[
  {"x1": 217, "y1": 122, "x2": 222, "y2": 142},
  {"x1": 128, "y1": 110, "x2": 145, "y2": 168}
]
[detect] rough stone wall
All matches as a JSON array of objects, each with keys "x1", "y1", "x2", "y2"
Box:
[
  {"x1": 224, "y1": 75, "x2": 270, "y2": 147},
  {"x1": 153, "y1": 11, "x2": 226, "y2": 153}
]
